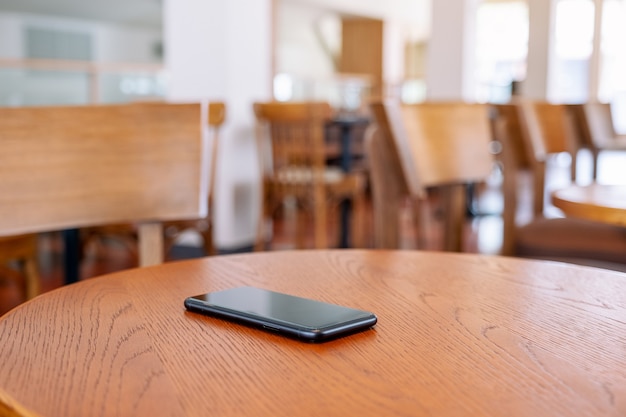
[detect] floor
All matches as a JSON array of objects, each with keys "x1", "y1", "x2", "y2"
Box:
[{"x1": 1, "y1": 149, "x2": 624, "y2": 316}]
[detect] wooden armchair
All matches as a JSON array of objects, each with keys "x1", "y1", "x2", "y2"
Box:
[
  {"x1": 568, "y1": 102, "x2": 626, "y2": 180},
  {"x1": 494, "y1": 101, "x2": 626, "y2": 272},
  {"x1": 253, "y1": 101, "x2": 366, "y2": 250},
  {"x1": 0, "y1": 102, "x2": 208, "y2": 298},
  {"x1": 368, "y1": 100, "x2": 495, "y2": 251}
]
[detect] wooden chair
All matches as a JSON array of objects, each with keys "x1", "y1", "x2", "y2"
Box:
[
  {"x1": 494, "y1": 101, "x2": 626, "y2": 272},
  {"x1": 81, "y1": 101, "x2": 225, "y2": 259},
  {"x1": 368, "y1": 100, "x2": 495, "y2": 251},
  {"x1": 516, "y1": 100, "x2": 581, "y2": 217},
  {"x1": 0, "y1": 102, "x2": 208, "y2": 298},
  {"x1": 568, "y1": 102, "x2": 626, "y2": 180},
  {"x1": 253, "y1": 101, "x2": 366, "y2": 250}
]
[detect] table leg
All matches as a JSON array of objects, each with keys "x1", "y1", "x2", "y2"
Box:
[
  {"x1": 339, "y1": 125, "x2": 352, "y2": 248},
  {"x1": 62, "y1": 229, "x2": 80, "y2": 284}
]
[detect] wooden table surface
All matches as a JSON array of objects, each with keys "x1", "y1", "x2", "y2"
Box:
[
  {"x1": 1, "y1": 250, "x2": 626, "y2": 417},
  {"x1": 552, "y1": 183, "x2": 626, "y2": 226}
]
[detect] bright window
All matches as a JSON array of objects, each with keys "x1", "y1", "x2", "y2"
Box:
[
  {"x1": 549, "y1": 0, "x2": 595, "y2": 103},
  {"x1": 599, "y1": 0, "x2": 626, "y2": 132},
  {"x1": 474, "y1": 1, "x2": 529, "y2": 103}
]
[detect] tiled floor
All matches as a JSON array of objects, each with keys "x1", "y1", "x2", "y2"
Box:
[{"x1": 1, "y1": 149, "x2": 624, "y2": 316}]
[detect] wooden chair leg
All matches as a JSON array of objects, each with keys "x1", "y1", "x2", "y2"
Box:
[
  {"x1": 350, "y1": 193, "x2": 365, "y2": 249},
  {"x1": 440, "y1": 185, "x2": 466, "y2": 252},
  {"x1": 411, "y1": 197, "x2": 431, "y2": 250},
  {"x1": 254, "y1": 194, "x2": 271, "y2": 252},
  {"x1": 591, "y1": 149, "x2": 600, "y2": 181},
  {"x1": 137, "y1": 223, "x2": 164, "y2": 267},
  {"x1": 294, "y1": 207, "x2": 308, "y2": 250},
  {"x1": 23, "y1": 258, "x2": 40, "y2": 300},
  {"x1": 313, "y1": 186, "x2": 327, "y2": 249},
  {"x1": 202, "y1": 223, "x2": 216, "y2": 256}
]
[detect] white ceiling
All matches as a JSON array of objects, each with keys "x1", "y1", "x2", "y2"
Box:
[
  {"x1": 0, "y1": 0, "x2": 429, "y2": 32},
  {"x1": 0, "y1": 0, "x2": 162, "y2": 28}
]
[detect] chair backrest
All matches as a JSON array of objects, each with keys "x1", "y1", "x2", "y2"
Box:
[
  {"x1": 579, "y1": 102, "x2": 618, "y2": 148},
  {"x1": 0, "y1": 102, "x2": 207, "y2": 266},
  {"x1": 253, "y1": 101, "x2": 332, "y2": 181},
  {"x1": 517, "y1": 101, "x2": 579, "y2": 160},
  {"x1": 372, "y1": 101, "x2": 494, "y2": 193},
  {"x1": 363, "y1": 125, "x2": 408, "y2": 249},
  {"x1": 514, "y1": 100, "x2": 579, "y2": 217},
  {"x1": 491, "y1": 103, "x2": 532, "y2": 170},
  {"x1": 369, "y1": 100, "x2": 494, "y2": 251}
]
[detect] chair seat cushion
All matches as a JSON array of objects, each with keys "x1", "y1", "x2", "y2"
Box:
[
  {"x1": 276, "y1": 166, "x2": 344, "y2": 184},
  {"x1": 515, "y1": 217, "x2": 626, "y2": 268}
]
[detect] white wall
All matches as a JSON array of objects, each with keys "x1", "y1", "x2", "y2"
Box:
[
  {"x1": 276, "y1": 0, "x2": 420, "y2": 102},
  {"x1": 523, "y1": 0, "x2": 556, "y2": 100},
  {"x1": 426, "y1": 0, "x2": 479, "y2": 101},
  {"x1": 276, "y1": 1, "x2": 338, "y2": 78},
  {"x1": 164, "y1": 0, "x2": 273, "y2": 250}
]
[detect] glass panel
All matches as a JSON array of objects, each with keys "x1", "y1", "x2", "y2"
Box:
[
  {"x1": 0, "y1": 68, "x2": 89, "y2": 106},
  {"x1": 99, "y1": 72, "x2": 167, "y2": 104}
]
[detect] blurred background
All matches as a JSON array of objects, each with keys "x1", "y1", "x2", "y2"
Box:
[{"x1": 0, "y1": 0, "x2": 624, "y2": 250}]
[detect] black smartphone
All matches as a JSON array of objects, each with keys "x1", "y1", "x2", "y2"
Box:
[{"x1": 184, "y1": 286, "x2": 377, "y2": 342}]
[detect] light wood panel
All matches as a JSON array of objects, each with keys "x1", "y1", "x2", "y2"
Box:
[{"x1": 0, "y1": 103, "x2": 205, "y2": 235}]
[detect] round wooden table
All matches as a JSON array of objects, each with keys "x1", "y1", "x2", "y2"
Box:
[
  {"x1": 1, "y1": 250, "x2": 626, "y2": 416},
  {"x1": 552, "y1": 183, "x2": 626, "y2": 226}
]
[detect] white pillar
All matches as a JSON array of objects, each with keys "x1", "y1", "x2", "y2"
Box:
[
  {"x1": 163, "y1": 0, "x2": 273, "y2": 250},
  {"x1": 588, "y1": 0, "x2": 604, "y2": 102},
  {"x1": 425, "y1": 0, "x2": 479, "y2": 101},
  {"x1": 522, "y1": 0, "x2": 556, "y2": 100}
]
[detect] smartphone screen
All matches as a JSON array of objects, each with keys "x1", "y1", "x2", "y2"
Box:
[{"x1": 184, "y1": 286, "x2": 377, "y2": 342}]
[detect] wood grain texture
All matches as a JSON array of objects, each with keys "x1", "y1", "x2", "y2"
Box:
[
  {"x1": 552, "y1": 184, "x2": 626, "y2": 226},
  {"x1": 0, "y1": 103, "x2": 206, "y2": 236},
  {"x1": 1, "y1": 250, "x2": 625, "y2": 416}
]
